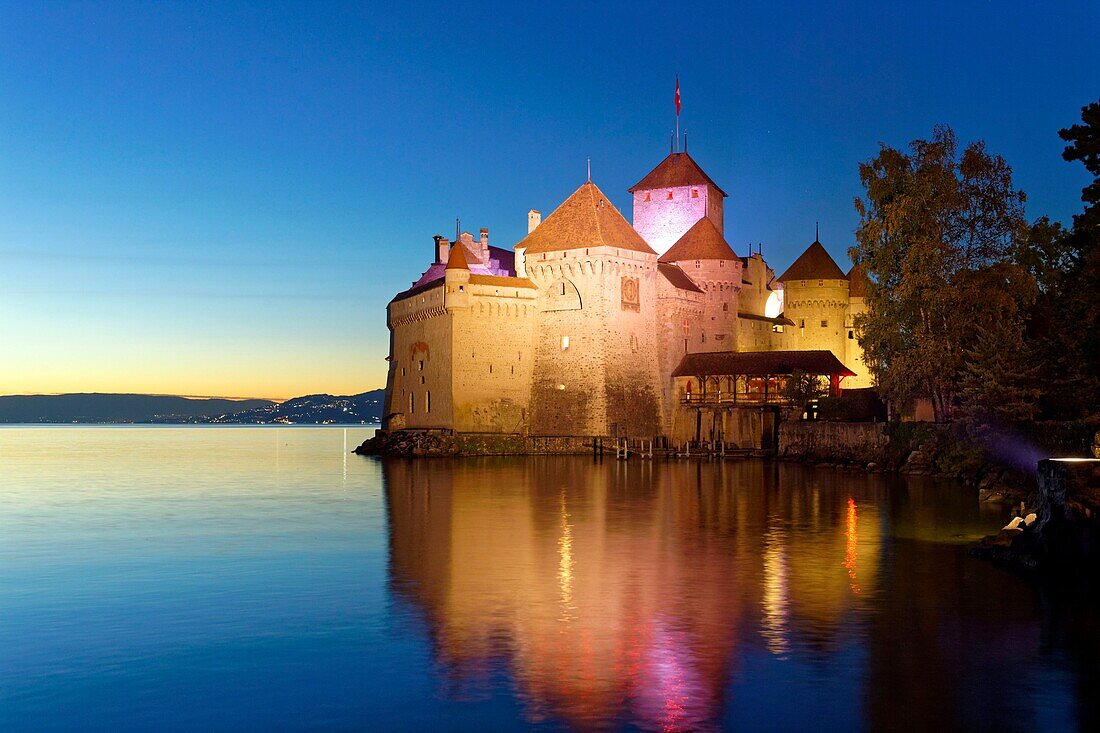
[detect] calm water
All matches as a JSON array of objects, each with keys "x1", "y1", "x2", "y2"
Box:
[{"x1": 1, "y1": 427, "x2": 1097, "y2": 731}]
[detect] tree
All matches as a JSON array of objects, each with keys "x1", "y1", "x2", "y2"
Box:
[
  {"x1": 850, "y1": 125, "x2": 1031, "y2": 422},
  {"x1": 781, "y1": 370, "x2": 827, "y2": 412},
  {"x1": 1059, "y1": 100, "x2": 1100, "y2": 220},
  {"x1": 1025, "y1": 99, "x2": 1100, "y2": 419},
  {"x1": 959, "y1": 318, "x2": 1041, "y2": 426}
]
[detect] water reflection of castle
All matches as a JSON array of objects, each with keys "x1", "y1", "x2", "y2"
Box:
[{"x1": 383, "y1": 458, "x2": 886, "y2": 730}]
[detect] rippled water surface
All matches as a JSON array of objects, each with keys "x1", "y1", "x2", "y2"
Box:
[{"x1": 1, "y1": 427, "x2": 1097, "y2": 731}]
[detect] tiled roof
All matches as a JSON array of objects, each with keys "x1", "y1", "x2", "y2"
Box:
[
  {"x1": 658, "y1": 262, "x2": 704, "y2": 293},
  {"x1": 628, "y1": 152, "x2": 728, "y2": 196},
  {"x1": 672, "y1": 350, "x2": 855, "y2": 377},
  {"x1": 847, "y1": 264, "x2": 869, "y2": 298},
  {"x1": 517, "y1": 181, "x2": 655, "y2": 255},
  {"x1": 445, "y1": 243, "x2": 470, "y2": 270},
  {"x1": 777, "y1": 241, "x2": 846, "y2": 282},
  {"x1": 468, "y1": 274, "x2": 537, "y2": 289},
  {"x1": 658, "y1": 217, "x2": 738, "y2": 263},
  {"x1": 390, "y1": 278, "x2": 444, "y2": 304}
]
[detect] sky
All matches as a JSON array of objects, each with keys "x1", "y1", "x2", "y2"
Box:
[{"x1": 1, "y1": 1, "x2": 1096, "y2": 400}]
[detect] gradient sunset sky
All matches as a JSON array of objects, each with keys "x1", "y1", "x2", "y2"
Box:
[{"x1": 1, "y1": 1, "x2": 1096, "y2": 400}]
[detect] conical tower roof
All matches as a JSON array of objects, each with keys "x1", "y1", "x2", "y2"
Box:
[
  {"x1": 628, "y1": 152, "x2": 727, "y2": 196},
  {"x1": 658, "y1": 217, "x2": 738, "y2": 263},
  {"x1": 445, "y1": 242, "x2": 470, "y2": 270},
  {"x1": 778, "y1": 240, "x2": 846, "y2": 282},
  {"x1": 517, "y1": 181, "x2": 655, "y2": 255}
]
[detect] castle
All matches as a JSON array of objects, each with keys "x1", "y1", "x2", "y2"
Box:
[{"x1": 381, "y1": 148, "x2": 872, "y2": 447}]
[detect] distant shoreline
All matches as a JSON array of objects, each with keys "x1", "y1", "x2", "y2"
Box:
[{"x1": 0, "y1": 423, "x2": 382, "y2": 429}]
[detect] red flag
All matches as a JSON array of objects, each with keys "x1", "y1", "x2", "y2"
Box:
[{"x1": 675, "y1": 76, "x2": 681, "y2": 116}]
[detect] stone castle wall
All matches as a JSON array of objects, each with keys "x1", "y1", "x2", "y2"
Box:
[
  {"x1": 448, "y1": 277, "x2": 537, "y2": 433},
  {"x1": 526, "y1": 250, "x2": 664, "y2": 438},
  {"x1": 384, "y1": 284, "x2": 453, "y2": 430}
]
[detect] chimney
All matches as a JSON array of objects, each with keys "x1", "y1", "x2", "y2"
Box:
[
  {"x1": 433, "y1": 235, "x2": 444, "y2": 264},
  {"x1": 528, "y1": 209, "x2": 541, "y2": 234},
  {"x1": 479, "y1": 227, "x2": 489, "y2": 248},
  {"x1": 437, "y1": 236, "x2": 451, "y2": 264}
]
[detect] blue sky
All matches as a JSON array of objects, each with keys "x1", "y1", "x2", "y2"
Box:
[{"x1": 1, "y1": 1, "x2": 1096, "y2": 398}]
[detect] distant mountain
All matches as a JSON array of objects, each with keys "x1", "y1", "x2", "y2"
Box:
[
  {"x1": 0, "y1": 390, "x2": 385, "y2": 425},
  {"x1": 0, "y1": 393, "x2": 274, "y2": 424},
  {"x1": 198, "y1": 391, "x2": 384, "y2": 425}
]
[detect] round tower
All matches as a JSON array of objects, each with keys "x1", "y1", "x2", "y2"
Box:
[{"x1": 777, "y1": 239, "x2": 850, "y2": 364}]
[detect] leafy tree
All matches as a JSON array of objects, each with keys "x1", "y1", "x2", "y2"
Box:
[
  {"x1": 850, "y1": 125, "x2": 1031, "y2": 422},
  {"x1": 781, "y1": 370, "x2": 827, "y2": 411}
]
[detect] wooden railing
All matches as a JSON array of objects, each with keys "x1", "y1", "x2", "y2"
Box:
[{"x1": 681, "y1": 393, "x2": 791, "y2": 406}]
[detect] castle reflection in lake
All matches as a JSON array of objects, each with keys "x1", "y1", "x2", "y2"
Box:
[{"x1": 382, "y1": 457, "x2": 1096, "y2": 731}]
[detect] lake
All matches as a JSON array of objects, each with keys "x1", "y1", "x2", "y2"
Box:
[{"x1": 1, "y1": 427, "x2": 1096, "y2": 731}]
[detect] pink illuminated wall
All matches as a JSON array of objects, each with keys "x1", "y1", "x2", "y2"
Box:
[{"x1": 632, "y1": 184, "x2": 724, "y2": 255}]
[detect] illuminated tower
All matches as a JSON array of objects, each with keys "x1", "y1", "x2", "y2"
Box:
[{"x1": 629, "y1": 151, "x2": 727, "y2": 256}]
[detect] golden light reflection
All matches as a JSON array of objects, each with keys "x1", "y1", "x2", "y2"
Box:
[
  {"x1": 845, "y1": 497, "x2": 861, "y2": 595},
  {"x1": 761, "y1": 516, "x2": 790, "y2": 656},
  {"x1": 558, "y1": 491, "x2": 575, "y2": 620},
  {"x1": 384, "y1": 459, "x2": 885, "y2": 730}
]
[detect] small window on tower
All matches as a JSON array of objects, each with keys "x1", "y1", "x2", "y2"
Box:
[
  {"x1": 561, "y1": 335, "x2": 570, "y2": 350},
  {"x1": 458, "y1": 285, "x2": 464, "y2": 292},
  {"x1": 630, "y1": 334, "x2": 638, "y2": 352},
  {"x1": 667, "y1": 191, "x2": 673, "y2": 200},
  {"x1": 645, "y1": 192, "x2": 651, "y2": 201},
  {"x1": 560, "y1": 282, "x2": 566, "y2": 295},
  {"x1": 418, "y1": 360, "x2": 424, "y2": 371},
  {"x1": 821, "y1": 319, "x2": 828, "y2": 328},
  {"x1": 722, "y1": 303, "x2": 728, "y2": 311},
  {"x1": 848, "y1": 330, "x2": 855, "y2": 339},
  {"x1": 692, "y1": 189, "x2": 699, "y2": 198},
  {"x1": 701, "y1": 332, "x2": 706, "y2": 343},
  {"x1": 818, "y1": 280, "x2": 824, "y2": 286},
  {"x1": 799, "y1": 319, "x2": 806, "y2": 329}
]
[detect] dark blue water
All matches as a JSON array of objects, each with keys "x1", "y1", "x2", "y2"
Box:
[{"x1": 1, "y1": 427, "x2": 1095, "y2": 731}]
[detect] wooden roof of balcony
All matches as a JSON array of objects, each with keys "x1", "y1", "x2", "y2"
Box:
[{"x1": 672, "y1": 350, "x2": 856, "y2": 378}]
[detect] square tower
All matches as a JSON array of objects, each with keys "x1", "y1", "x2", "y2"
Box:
[{"x1": 629, "y1": 152, "x2": 727, "y2": 255}]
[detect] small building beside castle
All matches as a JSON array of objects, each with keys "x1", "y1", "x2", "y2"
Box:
[{"x1": 381, "y1": 147, "x2": 872, "y2": 447}]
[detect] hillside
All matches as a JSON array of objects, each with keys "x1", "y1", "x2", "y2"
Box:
[{"x1": 0, "y1": 390, "x2": 385, "y2": 425}]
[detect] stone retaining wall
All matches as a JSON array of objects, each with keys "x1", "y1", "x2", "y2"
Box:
[
  {"x1": 355, "y1": 430, "x2": 601, "y2": 457},
  {"x1": 778, "y1": 422, "x2": 889, "y2": 465}
]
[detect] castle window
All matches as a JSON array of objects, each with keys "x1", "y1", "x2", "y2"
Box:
[
  {"x1": 684, "y1": 338, "x2": 688, "y2": 352},
  {"x1": 701, "y1": 332, "x2": 706, "y2": 343},
  {"x1": 821, "y1": 319, "x2": 828, "y2": 328},
  {"x1": 401, "y1": 367, "x2": 406, "y2": 377},
  {"x1": 489, "y1": 364, "x2": 493, "y2": 374},
  {"x1": 722, "y1": 303, "x2": 728, "y2": 311},
  {"x1": 426, "y1": 391, "x2": 431, "y2": 413},
  {"x1": 692, "y1": 189, "x2": 699, "y2": 198},
  {"x1": 561, "y1": 282, "x2": 566, "y2": 295},
  {"x1": 630, "y1": 334, "x2": 638, "y2": 352},
  {"x1": 458, "y1": 285, "x2": 464, "y2": 292},
  {"x1": 418, "y1": 360, "x2": 424, "y2": 371},
  {"x1": 420, "y1": 376, "x2": 425, "y2": 385},
  {"x1": 799, "y1": 319, "x2": 805, "y2": 329},
  {"x1": 409, "y1": 393, "x2": 415, "y2": 414},
  {"x1": 773, "y1": 324, "x2": 784, "y2": 333},
  {"x1": 645, "y1": 192, "x2": 651, "y2": 201},
  {"x1": 848, "y1": 330, "x2": 855, "y2": 339},
  {"x1": 667, "y1": 191, "x2": 673, "y2": 200},
  {"x1": 561, "y1": 335, "x2": 570, "y2": 350},
  {"x1": 695, "y1": 260, "x2": 700, "y2": 268},
  {"x1": 818, "y1": 280, "x2": 823, "y2": 286}
]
